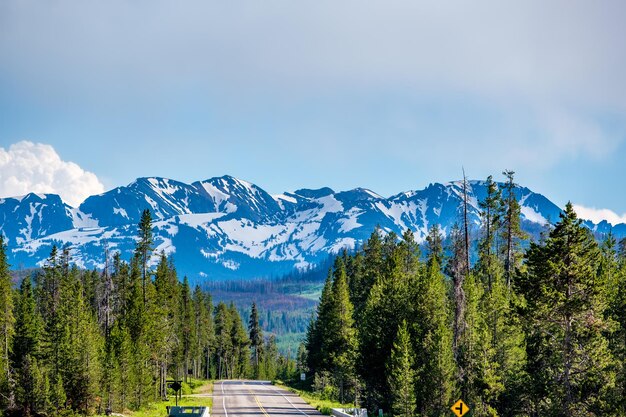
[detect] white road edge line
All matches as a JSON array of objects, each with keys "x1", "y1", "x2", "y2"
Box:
[
  {"x1": 268, "y1": 383, "x2": 310, "y2": 417},
  {"x1": 222, "y1": 381, "x2": 229, "y2": 417}
]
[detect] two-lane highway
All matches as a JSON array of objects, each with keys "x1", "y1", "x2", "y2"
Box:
[{"x1": 213, "y1": 380, "x2": 324, "y2": 417}]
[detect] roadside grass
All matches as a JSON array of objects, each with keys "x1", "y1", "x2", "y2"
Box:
[
  {"x1": 274, "y1": 381, "x2": 354, "y2": 415},
  {"x1": 97, "y1": 379, "x2": 213, "y2": 417}
]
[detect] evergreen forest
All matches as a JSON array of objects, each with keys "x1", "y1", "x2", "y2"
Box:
[
  {"x1": 1, "y1": 172, "x2": 626, "y2": 417},
  {"x1": 0, "y1": 210, "x2": 295, "y2": 416},
  {"x1": 304, "y1": 173, "x2": 626, "y2": 417}
]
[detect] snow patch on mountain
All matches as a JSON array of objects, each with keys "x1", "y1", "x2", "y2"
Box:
[
  {"x1": 338, "y1": 208, "x2": 362, "y2": 232},
  {"x1": 3, "y1": 175, "x2": 624, "y2": 281},
  {"x1": 521, "y1": 205, "x2": 548, "y2": 225}
]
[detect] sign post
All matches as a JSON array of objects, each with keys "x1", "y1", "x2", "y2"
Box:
[{"x1": 167, "y1": 380, "x2": 183, "y2": 406}]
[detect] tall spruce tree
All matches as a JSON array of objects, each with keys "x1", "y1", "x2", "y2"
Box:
[
  {"x1": 191, "y1": 285, "x2": 214, "y2": 379},
  {"x1": 387, "y1": 321, "x2": 416, "y2": 417},
  {"x1": 136, "y1": 209, "x2": 154, "y2": 305},
  {"x1": 415, "y1": 237, "x2": 456, "y2": 415},
  {"x1": 249, "y1": 302, "x2": 263, "y2": 378},
  {"x1": 59, "y1": 275, "x2": 103, "y2": 414},
  {"x1": 215, "y1": 302, "x2": 233, "y2": 379},
  {"x1": 153, "y1": 253, "x2": 180, "y2": 396},
  {"x1": 329, "y1": 260, "x2": 357, "y2": 404},
  {"x1": 520, "y1": 203, "x2": 617, "y2": 415},
  {"x1": 352, "y1": 230, "x2": 383, "y2": 317},
  {"x1": 462, "y1": 171, "x2": 472, "y2": 277},
  {"x1": 360, "y1": 233, "x2": 417, "y2": 411},
  {"x1": 457, "y1": 271, "x2": 490, "y2": 415},
  {"x1": 203, "y1": 292, "x2": 216, "y2": 380},
  {"x1": 475, "y1": 177, "x2": 527, "y2": 416},
  {"x1": 448, "y1": 224, "x2": 467, "y2": 364},
  {"x1": 180, "y1": 276, "x2": 194, "y2": 382},
  {"x1": 263, "y1": 335, "x2": 280, "y2": 381},
  {"x1": 501, "y1": 170, "x2": 524, "y2": 287},
  {"x1": 306, "y1": 272, "x2": 334, "y2": 375},
  {"x1": 11, "y1": 275, "x2": 44, "y2": 415},
  {"x1": 477, "y1": 175, "x2": 503, "y2": 290},
  {"x1": 229, "y1": 303, "x2": 250, "y2": 379},
  {"x1": 38, "y1": 247, "x2": 63, "y2": 384},
  {"x1": 425, "y1": 224, "x2": 444, "y2": 267}
]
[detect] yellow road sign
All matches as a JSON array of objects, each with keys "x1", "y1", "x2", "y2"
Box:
[{"x1": 451, "y1": 399, "x2": 469, "y2": 417}]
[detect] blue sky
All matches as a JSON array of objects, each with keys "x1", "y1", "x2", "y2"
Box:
[{"x1": 1, "y1": 1, "x2": 625, "y2": 222}]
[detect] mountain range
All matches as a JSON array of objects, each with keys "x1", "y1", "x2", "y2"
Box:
[{"x1": 1, "y1": 175, "x2": 623, "y2": 281}]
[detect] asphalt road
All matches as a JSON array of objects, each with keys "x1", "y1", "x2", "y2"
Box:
[{"x1": 213, "y1": 380, "x2": 324, "y2": 417}]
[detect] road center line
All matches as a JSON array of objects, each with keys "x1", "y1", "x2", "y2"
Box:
[{"x1": 244, "y1": 381, "x2": 271, "y2": 417}]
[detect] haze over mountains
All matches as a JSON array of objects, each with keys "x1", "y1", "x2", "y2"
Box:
[{"x1": 1, "y1": 175, "x2": 623, "y2": 281}]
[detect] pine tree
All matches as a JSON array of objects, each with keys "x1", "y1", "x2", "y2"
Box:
[
  {"x1": 202, "y1": 292, "x2": 216, "y2": 380},
  {"x1": 520, "y1": 203, "x2": 617, "y2": 415},
  {"x1": 462, "y1": 171, "x2": 472, "y2": 277},
  {"x1": 501, "y1": 170, "x2": 525, "y2": 287},
  {"x1": 360, "y1": 237, "x2": 416, "y2": 411},
  {"x1": 475, "y1": 177, "x2": 527, "y2": 416},
  {"x1": 191, "y1": 285, "x2": 213, "y2": 379},
  {"x1": 215, "y1": 302, "x2": 233, "y2": 379},
  {"x1": 329, "y1": 260, "x2": 357, "y2": 404},
  {"x1": 0, "y1": 236, "x2": 15, "y2": 409},
  {"x1": 249, "y1": 302, "x2": 263, "y2": 378},
  {"x1": 38, "y1": 246, "x2": 63, "y2": 382},
  {"x1": 457, "y1": 271, "x2": 490, "y2": 415},
  {"x1": 306, "y1": 272, "x2": 333, "y2": 375},
  {"x1": 351, "y1": 230, "x2": 383, "y2": 316},
  {"x1": 387, "y1": 321, "x2": 416, "y2": 417},
  {"x1": 180, "y1": 276, "x2": 195, "y2": 382},
  {"x1": 263, "y1": 335, "x2": 280, "y2": 381},
  {"x1": 477, "y1": 175, "x2": 503, "y2": 290},
  {"x1": 229, "y1": 303, "x2": 250, "y2": 379},
  {"x1": 447, "y1": 224, "x2": 467, "y2": 363},
  {"x1": 153, "y1": 253, "x2": 179, "y2": 396},
  {"x1": 50, "y1": 373, "x2": 65, "y2": 414},
  {"x1": 15, "y1": 354, "x2": 48, "y2": 416},
  {"x1": 102, "y1": 331, "x2": 120, "y2": 413},
  {"x1": 136, "y1": 209, "x2": 154, "y2": 305},
  {"x1": 50, "y1": 264, "x2": 103, "y2": 414},
  {"x1": 414, "y1": 249, "x2": 456, "y2": 415},
  {"x1": 122, "y1": 257, "x2": 152, "y2": 409},
  {"x1": 110, "y1": 321, "x2": 133, "y2": 411},
  {"x1": 11, "y1": 276, "x2": 45, "y2": 415},
  {"x1": 425, "y1": 224, "x2": 444, "y2": 267}
]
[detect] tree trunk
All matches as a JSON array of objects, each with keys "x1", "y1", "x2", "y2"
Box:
[
  {"x1": 462, "y1": 173, "x2": 471, "y2": 277},
  {"x1": 506, "y1": 210, "x2": 513, "y2": 287},
  {"x1": 207, "y1": 348, "x2": 211, "y2": 380}
]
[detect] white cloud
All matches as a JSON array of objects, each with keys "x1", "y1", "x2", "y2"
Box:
[
  {"x1": 573, "y1": 204, "x2": 626, "y2": 226},
  {"x1": 0, "y1": 141, "x2": 104, "y2": 206}
]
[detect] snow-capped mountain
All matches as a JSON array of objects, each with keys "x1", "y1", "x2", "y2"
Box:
[{"x1": 1, "y1": 175, "x2": 623, "y2": 281}]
